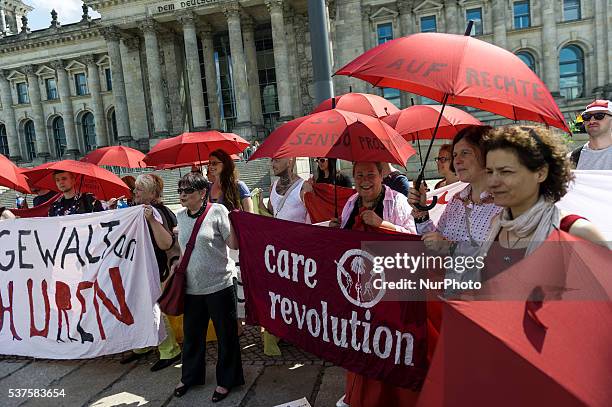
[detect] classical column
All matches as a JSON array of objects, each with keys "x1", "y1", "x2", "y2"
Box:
[
  {"x1": 266, "y1": 0, "x2": 293, "y2": 121},
  {"x1": 398, "y1": 2, "x2": 412, "y2": 35},
  {"x1": 102, "y1": 26, "x2": 132, "y2": 142},
  {"x1": 593, "y1": 0, "x2": 608, "y2": 94},
  {"x1": 223, "y1": 4, "x2": 252, "y2": 137},
  {"x1": 23, "y1": 65, "x2": 49, "y2": 158},
  {"x1": 492, "y1": 0, "x2": 507, "y2": 49},
  {"x1": 444, "y1": 0, "x2": 459, "y2": 35},
  {"x1": 242, "y1": 16, "x2": 264, "y2": 126},
  {"x1": 199, "y1": 23, "x2": 221, "y2": 130},
  {"x1": 140, "y1": 18, "x2": 169, "y2": 136},
  {"x1": 541, "y1": 0, "x2": 559, "y2": 95},
  {"x1": 0, "y1": 70, "x2": 22, "y2": 160},
  {"x1": 83, "y1": 56, "x2": 109, "y2": 147},
  {"x1": 178, "y1": 12, "x2": 208, "y2": 130},
  {"x1": 51, "y1": 60, "x2": 79, "y2": 157}
]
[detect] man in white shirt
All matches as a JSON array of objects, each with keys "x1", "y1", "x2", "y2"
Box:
[{"x1": 572, "y1": 100, "x2": 612, "y2": 170}]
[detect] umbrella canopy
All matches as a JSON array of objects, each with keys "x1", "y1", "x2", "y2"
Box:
[
  {"x1": 80, "y1": 146, "x2": 146, "y2": 168},
  {"x1": 24, "y1": 160, "x2": 131, "y2": 200},
  {"x1": 383, "y1": 105, "x2": 482, "y2": 140},
  {"x1": 143, "y1": 131, "x2": 249, "y2": 168},
  {"x1": 312, "y1": 92, "x2": 400, "y2": 118},
  {"x1": 417, "y1": 232, "x2": 612, "y2": 407},
  {"x1": 336, "y1": 33, "x2": 569, "y2": 132},
  {"x1": 154, "y1": 154, "x2": 241, "y2": 170},
  {"x1": 249, "y1": 109, "x2": 416, "y2": 166},
  {"x1": 0, "y1": 153, "x2": 31, "y2": 194}
]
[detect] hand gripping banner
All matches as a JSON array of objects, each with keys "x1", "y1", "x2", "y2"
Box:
[
  {"x1": 0, "y1": 206, "x2": 162, "y2": 359},
  {"x1": 230, "y1": 211, "x2": 428, "y2": 388}
]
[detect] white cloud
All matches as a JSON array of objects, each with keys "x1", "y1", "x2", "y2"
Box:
[{"x1": 26, "y1": 0, "x2": 101, "y2": 30}]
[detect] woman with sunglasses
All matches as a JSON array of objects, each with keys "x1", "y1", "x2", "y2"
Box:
[
  {"x1": 314, "y1": 157, "x2": 353, "y2": 187},
  {"x1": 173, "y1": 172, "x2": 244, "y2": 401},
  {"x1": 207, "y1": 149, "x2": 253, "y2": 212},
  {"x1": 433, "y1": 144, "x2": 458, "y2": 189},
  {"x1": 572, "y1": 100, "x2": 612, "y2": 170}
]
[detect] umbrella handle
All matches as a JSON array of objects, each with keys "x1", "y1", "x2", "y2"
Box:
[{"x1": 413, "y1": 172, "x2": 437, "y2": 211}]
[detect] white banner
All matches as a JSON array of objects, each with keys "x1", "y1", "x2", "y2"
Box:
[
  {"x1": 426, "y1": 170, "x2": 612, "y2": 240},
  {"x1": 0, "y1": 206, "x2": 163, "y2": 359}
]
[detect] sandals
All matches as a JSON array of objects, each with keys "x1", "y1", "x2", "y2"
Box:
[
  {"x1": 173, "y1": 384, "x2": 189, "y2": 398},
  {"x1": 212, "y1": 387, "x2": 230, "y2": 403}
]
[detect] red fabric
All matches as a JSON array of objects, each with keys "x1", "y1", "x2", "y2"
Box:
[
  {"x1": 230, "y1": 211, "x2": 428, "y2": 388},
  {"x1": 11, "y1": 193, "x2": 61, "y2": 218},
  {"x1": 417, "y1": 231, "x2": 612, "y2": 407},
  {"x1": 80, "y1": 146, "x2": 146, "y2": 168},
  {"x1": 0, "y1": 153, "x2": 31, "y2": 194},
  {"x1": 249, "y1": 109, "x2": 416, "y2": 166},
  {"x1": 154, "y1": 155, "x2": 240, "y2": 170},
  {"x1": 143, "y1": 131, "x2": 249, "y2": 168},
  {"x1": 559, "y1": 214, "x2": 587, "y2": 232},
  {"x1": 312, "y1": 92, "x2": 400, "y2": 118},
  {"x1": 382, "y1": 105, "x2": 482, "y2": 141},
  {"x1": 23, "y1": 160, "x2": 131, "y2": 201},
  {"x1": 304, "y1": 183, "x2": 355, "y2": 223},
  {"x1": 336, "y1": 33, "x2": 569, "y2": 132}
]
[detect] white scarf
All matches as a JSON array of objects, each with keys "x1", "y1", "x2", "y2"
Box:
[{"x1": 480, "y1": 196, "x2": 560, "y2": 257}]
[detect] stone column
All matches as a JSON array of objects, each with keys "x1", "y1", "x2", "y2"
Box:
[
  {"x1": 223, "y1": 4, "x2": 252, "y2": 138},
  {"x1": 541, "y1": 0, "x2": 559, "y2": 95},
  {"x1": 141, "y1": 18, "x2": 169, "y2": 136},
  {"x1": 83, "y1": 56, "x2": 109, "y2": 147},
  {"x1": 444, "y1": 0, "x2": 459, "y2": 35},
  {"x1": 0, "y1": 70, "x2": 22, "y2": 160},
  {"x1": 242, "y1": 16, "x2": 264, "y2": 126},
  {"x1": 23, "y1": 65, "x2": 49, "y2": 158},
  {"x1": 593, "y1": 0, "x2": 608, "y2": 94},
  {"x1": 103, "y1": 26, "x2": 132, "y2": 142},
  {"x1": 266, "y1": 0, "x2": 293, "y2": 121},
  {"x1": 178, "y1": 12, "x2": 208, "y2": 130},
  {"x1": 199, "y1": 23, "x2": 221, "y2": 130},
  {"x1": 1, "y1": 9, "x2": 7, "y2": 35},
  {"x1": 51, "y1": 60, "x2": 80, "y2": 157},
  {"x1": 398, "y1": 2, "x2": 413, "y2": 108},
  {"x1": 492, "y1": 0, "x2": 507, "y2": 49}
]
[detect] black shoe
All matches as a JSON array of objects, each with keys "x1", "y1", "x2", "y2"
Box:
[
  {"x1": 212, "y1": 388, "x2": 230, "y2": 403},
  {"x1": 150, "y1": 353, "x2": 181, "y2": 372},
  {"x1": 174, "y1": 384, "x2": 190, "y2": 398},
  {"x1": 120, "y1": 350, "x2": 152, "y2": 364}
]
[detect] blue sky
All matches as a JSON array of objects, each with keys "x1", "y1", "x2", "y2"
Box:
[{"x1": 25, "y1": 0, "x2": 101, "y2": 31}]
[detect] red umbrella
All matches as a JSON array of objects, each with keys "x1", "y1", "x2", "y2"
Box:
[
  {"x1": 335, "y1": 33, "x2": 568, "y2": 131},
  {"x1": 154, "y1": 154, "x2": 241, "y2": 170},
  {"x1": 24, "y1": 160, "x2": 131, "y2": 200},
  {"x1": 417, "y1": 232, "x2": 612, "y2": 407},
  {"x1": 81, "y1": 146, "x2": 146, "y2": 168},
  {"x1": 312, "y1": 92, "x2": 400, "y2": 118},
  {"x1": 383, "y1": 105, "x2": 482, "y2": 140},
  {"x1": 249, "y1": 109, "x2": 416, "y2": 166},
  {"x1": 143, "y1": 131, "x2": 249, "y2": 168},
  {"x1": 0, "y1": 153, "x2": 31, "y2": 194}
]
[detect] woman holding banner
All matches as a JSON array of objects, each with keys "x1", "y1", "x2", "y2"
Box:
[{"x1": 173, "y1": 172, "x2": 244, "y2": 401}]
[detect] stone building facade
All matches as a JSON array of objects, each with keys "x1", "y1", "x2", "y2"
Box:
[{"x1": 0, "y1": 0, "x2": 610, "y2": 164}]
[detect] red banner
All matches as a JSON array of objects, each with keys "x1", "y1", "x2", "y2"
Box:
[
  {"x1": 11, "y1": 193, "x2": 60, "y2": 218},
  {"x1": 230, "y1": 212, "x2": 429, "y2": 388},
  {"x1": 303, "y1": 183, "x2": 355, "y2": 223}
]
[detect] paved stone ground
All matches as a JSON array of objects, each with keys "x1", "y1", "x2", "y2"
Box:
[{"x1": 0, "y1": 325, "x2": 346, "y2": 407}]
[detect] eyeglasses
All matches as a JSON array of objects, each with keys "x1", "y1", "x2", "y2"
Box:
[
  {"x1": 208, "y1": 160, "x2": 222, "y2": 166},
  {"x1": 434, "y1": 157, "x2": 451, "y2": 163},
  {"x1": 316, "y1": 158, "x2": 328, "y2": 163},
  {"x1": 582, "y1": 112, "x2": 611, "y2": 121},
  {"x1": 177, "y1": 187, "x2": 197, "y2": 195}
]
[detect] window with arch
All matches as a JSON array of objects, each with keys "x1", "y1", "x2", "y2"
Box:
[
  {"x1": 516, "y1": 51, "x2": 536, "y2": 73},
  {"x1": 82, "y1": 112, "x2": 96, "y2": 152},
  {"x1": 24, "y1": 120, "x2": 37, "y2": 160},
  {"x1": 52, "y1": 116, "x2": 66, "y2": 158},
  {"x1": 0, "y1": 124, "x2": 9, "y2": 156},
  {"x1": 559, "y1": 45, "x2": 584, "y2": 100}
]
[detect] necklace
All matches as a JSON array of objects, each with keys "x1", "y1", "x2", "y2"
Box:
[
  {"x1": 187, "y1": 202, "x2": 207, "y2": 219},
  {"x1": 357, "y1": 189, "x2": 385, "y2": 210},
  {"x1": 503, "y1": 229, "x2": 525, "y2": 263}
]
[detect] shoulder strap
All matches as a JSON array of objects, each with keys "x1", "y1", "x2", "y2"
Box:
[
  {"x1": 174, "y1": 204, "x2": 212, "y2": 275},
  {"x1": 560, "y1": 214, "x2": 586, "y2": 233},
  {"x1": 274, "y1": 178, "x2": 302, "y2": 217},
  {"x1": 570, "y1": 145, "x2": 582, "y2": 167}
]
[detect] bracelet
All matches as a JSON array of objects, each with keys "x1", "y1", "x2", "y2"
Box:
[{"x1": 413, "y1": 213, "x2": 430, "y2": 224}]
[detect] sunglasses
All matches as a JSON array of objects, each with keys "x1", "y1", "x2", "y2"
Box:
[
  {"x1": 582, "y1": 112, "x2": 611, "y2": 121},
  {"x1": 316, "y1": 158, "x2": 328, "y2": 163},
  {"x1": 434, "y1": 157, "x2": 451, "y2": 163},
  {"x1": 177, "y1": 187, "x2": 197, "y2": 194}
]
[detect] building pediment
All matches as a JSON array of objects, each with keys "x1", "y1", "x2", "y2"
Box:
[
  {"x1": 65, "y1": 60, "x2": 87, "y2": 71},
  {"x1": 370, "y1": 7, "x2": 399, "y2": 21},
  {"x1": 5, "y1": 70, "x2": 25, "y2": 81},
  {"x1": 413, "y1": 0, "x2": 443, "y2": 13},
  {"x1": 458, "y1": 0, "x2": 488, "y2": 7},
  {"x1": 35, "y1": 65, "x2": 56, "y2": 77},
  {"x1": 96, "y1": 55, "x2": 111, "y2": 67}
]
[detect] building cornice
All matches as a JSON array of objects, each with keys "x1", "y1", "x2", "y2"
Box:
[{"x1": 0, "y1": 25, "x2": 102, "y2": 55}]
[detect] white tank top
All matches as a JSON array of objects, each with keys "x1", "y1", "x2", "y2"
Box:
[{"x1": 270, "y1": 178, "x2": 308, "y2": 223}]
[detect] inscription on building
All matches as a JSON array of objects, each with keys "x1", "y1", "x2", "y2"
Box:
[{"x1": 152, "y1": 0, "x2": 219, "y2": 15}]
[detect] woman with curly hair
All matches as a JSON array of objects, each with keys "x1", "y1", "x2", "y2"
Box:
[
  {"x1": 481, "y1": 125, "x2": 606, "y2": 270},
  {"x1": 207, "y1": 149, "x2": 253, "y2": 213}
]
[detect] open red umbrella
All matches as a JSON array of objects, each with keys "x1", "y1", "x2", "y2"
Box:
[
  {"x1": 0, "y1": 153, "x2": 31, "y2": 194},
  {"x1": 249, "y1": 109, "x2": 416, "y2": 166},
  {"x1": 383, "y1": 105, "x2": 482, "y2": 140},
  {"x1": 81, "y1": 145, "x2": 146, "y2": 168},
  {"x1": 24, "y1": 160, "x2": 131, "y2": 200},
  {"x1": 143, "y1": 131, "x2": 249, "y2": 168},
  {"x1": 312, "y1": 92, "x2": 400, "y2": 118},
  {"x1": 417, "y1": 231, "x2": 612, "y2": 407},
  {"x1": 154, "y1": 154, "x2": 241, "y2": 170}
]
